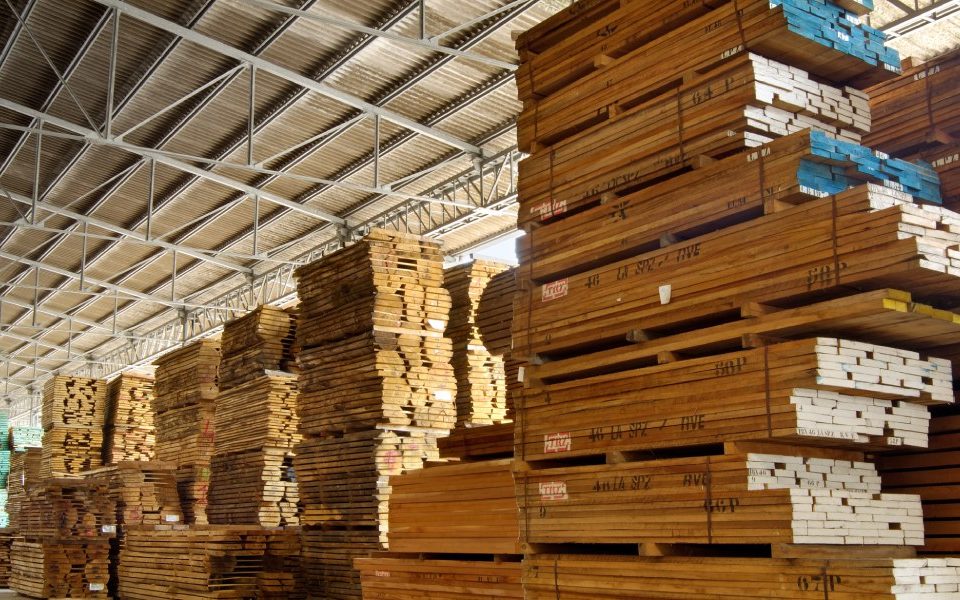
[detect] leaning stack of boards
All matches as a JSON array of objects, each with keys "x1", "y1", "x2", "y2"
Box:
[
  {"x1": 294, "y1": 229, "x2": 457, "y2": 599},
  {"x1": 6, "y1": 446, "x2": 40, "y2": 530},
  {"x1": 11, "y1": 479, "x2": 115, "y2": 598},
  {"x1": 444, "y1": 260, "x2": 512, "y2": 426},
  {"x1": 152, "y1": 338, "x2": 220, "y2": 524},
  {"x1": 102, "y1": 373, "x2": 155, "y2": 463},
  {"x1": 218, "y1": 304, "x2": 298, "y2": 389},
  {"x1": 357, "y1": 459, "x2": 523, "y2": 599},
  {"x1": 509, "y1": 0, "x2": 960, "y2": 596},
  {"x1": 82, "y1": 461, "x2": 182, "y2": 597},
  {"x1": 118, "y1": 525, "x2": 304, "y2": 599},
  {"x1": 40, "y1": 375, "x2": 106, "y2": 477},
  {"x1": 208, "y1": 305, "x2": 301, "y2": 528}
]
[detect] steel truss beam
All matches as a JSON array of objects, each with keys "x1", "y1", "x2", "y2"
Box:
[
  {"x1": 91, "y1": 0, "x2": 482, "y2": 155},
  {"x1": 879, "y1": 0, "x2": 960, "y2": 38}
]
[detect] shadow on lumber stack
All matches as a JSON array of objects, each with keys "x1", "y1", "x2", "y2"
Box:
[
  {"x1": 293, "y1": 230, "x2": 457, "y2": 599},
  {"x1": 152, "y1": 339, "x2": 220, "y2": 524},
  {"x1": 507, "y1": 0, "x2": 960, "y2": 596}
]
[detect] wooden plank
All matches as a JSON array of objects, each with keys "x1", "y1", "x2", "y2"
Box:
[{"x1": 356, "y1": 556, "x2": 523, "y2": 599}]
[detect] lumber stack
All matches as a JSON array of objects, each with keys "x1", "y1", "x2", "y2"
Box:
[
  {"x1": 879, "y1": 405, "x2": 960, "y2": 554},
  {"x1": 508, "y1": 0, "x2": 960, "y2": 596},
  {"x1": 294, "y1": 230, "x2": 457, "y2": 599},
  {"x1": 476, "y1": 267, "x2": 524, "y2": 422},
  {"x1": 152, "y1": 339, "x2": 220, "y2": 524},
  {"x1": 523, "y1": 554, "x2": 960, "y2": 598},
  {"x1": 10, "y1": 540, "x2": 110, "y2": 598},
  {"x1": 40, "y1": 375, "x2": 106, "y2": 477},
  {"x1": 10, "y1": 425, "x2": 43, "y2": 451},
  {"x1": 117, "y1": 525, "x2": 303, "y2": 599},
  {"x1": 0, "y1": 413, "x2": 8, "y2": 528},
  {"x1": 218, "y1": 305, "x2": 298, "y2": 391},
  {"x1": 18, "y1": 479, "x2": 117, "y2": 541},
  {"x1": 103, "y1": 373, "x2": 155, "y2": 463},
  {"x1": 444, "y1": 260, "x2": 512, "y2": 426},
  {"x1": 6, "y1": 446, "x2": 40, "y2": 529},
  {"x1": 865, "y1": 49, "x2": 960, "y2": 158},
  {"x1": 356, "y1": 557, "x2": 523, "y2": 599},
  {"x1": 0, "y1": 528, "x2": 11, "y2": 587}
]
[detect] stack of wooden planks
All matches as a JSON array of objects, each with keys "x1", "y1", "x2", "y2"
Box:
[
  {"x1": 879, "y1": 405, "x2": 960, "y2": 554},
  {"x1": 9, "y1": 426, "x2": 43, "y2": 451},
  {"x1": 294, "y1": 229, "x2": 457, "y2": 599},
  {"x1": 506, "y1": 0, "x2": 960, "y2": 596},
  {"x1": 40, "y1": 375, "x2": 106, "y2": 477},
  {"x1": 18, "y1": 479, "x2": 117, "y2": 541},
  {"x1": 103, "y1": 373, "x2": 155, "y2": 463},
  {"x1": 444, "y1": 260, "x2": 511, "y2": 426},
  {"x1": 476, "y1": 267, "x2": 524, "y2": 423},
  {"x1": 152, "y1": 339, "x2": 220, "y2": 524},
  {"x1": 6, "y1": 446, "x2": 40, "y2": 529},
  {"x1": 865, "y1": 49, "x2": 960, "y2": 158},
  {"x1": 523, "y1": 554, "x2": 960, "y2": 598},
  {"x1": 118, "y1": 525, "x2": 303, "y2": 599},
  {"x1": 0, "y1": 528, "x2": 12, "y2": 587},
  {"x1": 356, "y1": 557, "x2": 523, "y2": 599},
  {"x1": 218, "y1": 305, "x2": 298, "y2": 391},
  {"x1": 10, "y1": 539, "x2": 110, "y2": 598}
]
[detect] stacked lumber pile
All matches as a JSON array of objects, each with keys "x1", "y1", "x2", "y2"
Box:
[
  {"x1": 10, "y1": 540, "x2": 109, "y2": 598},
  {"x1": 6, "y1": 446, "x2": 40, "y2": 529},
  {"x1": 208, "y1": 371, "x2": 300, "y2": 527},
  {"x1": 0, "y1": 528, "x2": 11, "y2": 587},
  {"x1": 10, "y1": 426, "x2": 43, "y2": 451},
  {"x1": 82, "y1": 461, "x2": 182, "y2": 596},
  {"x1": 40, "y1": 375, "x2": 106, "y2": 477},
  {"x1": 0, "y1": 412, "x2": 8, "y2": 528},
  {"x1": 219, "y1": 305, "x2": 298, "y2": 390},
  {"x1": 294, "y1": 229, "x2": 456, "y2": 599},
  {"x1": 118, "y1": 525, "x2": 303, "y2": 599},
  {"x1": 444, "y1": 260, "x2": 511, "y2": 426},
  {"x1": 476, "y1": 267, "x2": 524, "y2": 423},
  {"x1": 11, "y1": 479, "x2": 115, "y2": 599},
  {"x1": 152, "y1": 339, "x2": 220, "y2": 524},
  {"x1": 356, "y1": 557, "x2": 523, "y2": 599},
  {"x1": 523, "y1": 554, "x2": 960, "y2": 598},
  {"x1": 103, "y1": 373, "x2": 155, "y2": 463},
  {"x1": 507, "y1": 0, "x2": 960, "y2": 596}
]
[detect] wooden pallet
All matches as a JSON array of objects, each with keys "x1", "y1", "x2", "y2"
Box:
[
  {"x1": 518, "y1": 337, "x2": 949, "y2": 463},
  {"x1": 41, "y1": 375, "x2": 106, "y2": 431},
  {"x1": 295, "y1": 430, "x2": 441, "y2": 544},
  {"x1": 10, "y1": 539, "x2": 110, "y2": 599},
  {"x1": 302, "y1": 526, "x2": 379, "y2": 600},
  {"x1": 207, "y1": 447, "x2": 299, "y2": 528},
  {"x1": 152, "y1": 339, "x2": 220, "y2": 412},
  {"x1": 514, "y1": 186, "x2": 960, "y2": 360},
  {"x1": 213, "y1": 373, "x2": 300, "y2": 455},
  {"x1": 444, "y1": 260, "x2": 512, "y2": 426},
  {"x1": 18, "y1": 478, "x2": 117, "y2": 542},
  {"x1": 523, "y1": 553, "x2": 960, "y2": 599},
  {"x1": 103, "y1": 373, "x2": 155, "y2": 463},
  {"x1": 389, "y1": 459, "x2": 520, "y2": 554},
  {"x1": 879, "y1": 405, "x2": 960, "y2": 555},
  {"x1": 516, "y1": 0, "x2": 896, "y2": 152},
  {"x1": 517, "y1": 443, "x2": 923, "y2": 547},
  {"x1": 865, "y1": 48, "x2": 960, "y2": 158},
  {"x1": 118, "y1": 525, "x2": 303, "y2": 600},
  {"x1": 356, "y1": 555, "x2": 523, "y2": 599},
  {"x1": 219, "y1": 305, "x2": 298, "y2": 392}
]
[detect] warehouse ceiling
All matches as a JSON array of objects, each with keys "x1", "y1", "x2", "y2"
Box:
[{"x1": 0, "y1": 0, "x2": 957, "y2": 418}]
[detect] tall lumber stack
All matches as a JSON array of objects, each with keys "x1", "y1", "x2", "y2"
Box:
[
  {"x1": 82, "y1": 461, "x2": 182, "y2": 597},
  {"x1": 444, "y1": 260, "x2": 512, "y2": 426},
  {"x1": 40, "y1": 375, "x2": 106, "y2": 477},
  {"x1": 152, "y1": 338, "x2": 220, "y2": 524},
  {"x1": 103, "y1": 373, "x2": 155, "y2": 463},
  {"x1": 509, "y1": 0, "x2": 960, "y2": 596},
  {"x1": 117, "y1": 525, "x2": 304, "y2": 599},
  {"x1": 11, "y1": 479, "x2": 115, "y2": 598},
  {"x1": 208, "y1": 305, "x2": 301, "y2": 528},
  {"x1": 860, "y1": 47, "x2": 960, "y2": 557},
  {"x1": 0, "y1": 411, "x2": 8, "y2": 527},
  {"x1": 6, "y1": 446, "x2": 40, "y2": 529},
  {"x1": 294, "y1": 229, "x2": 457, "y2": 599}
]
